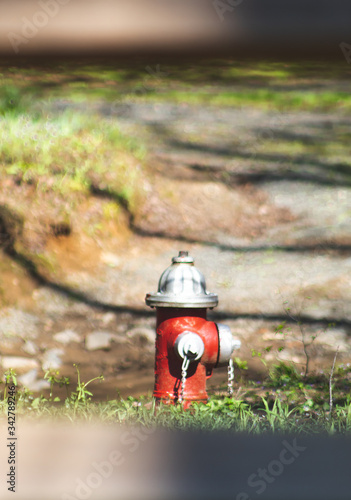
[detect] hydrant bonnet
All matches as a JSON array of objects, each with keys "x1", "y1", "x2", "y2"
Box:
[{"x1": 145, "y1": 251, "x2": 218, "y2": 308}]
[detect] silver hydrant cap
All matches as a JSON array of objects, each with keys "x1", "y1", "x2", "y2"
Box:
[{"x1": 145, "y1": 251, "x2": 218, "y2": 308}]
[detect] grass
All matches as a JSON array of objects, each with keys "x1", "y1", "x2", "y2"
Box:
[
  {"x1": 1, "y1": 362, "x2": 351, "y2": 434},
  {"x1": 0, "y1": 108, "x2": 145, "y2": 203},
  {"x1": 137, "y1": 89, "x2": 350, "y2": 112},
  {"x1": 1, "y1": 388, "x2": 351, "y2": 434},
  {"x1": 256, "y1": 135, "x2": 351, "y2": 167},
  {"x1": 1, "y1": 61, "x2": 351, "y2": 112},
  {"x1": 0, "y1": 88, "x2": 148, "y2": 274}
]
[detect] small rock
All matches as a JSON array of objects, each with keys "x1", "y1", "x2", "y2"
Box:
[
  {"x1": 262, "y1": 332, "x2": 278, "y2": 341},
  {"x1": 22, "y1": 340, "x2": 38, "y2": 355},
  {"x1": 42, "y1": 348, "x2": 64, "y2": 371},
  {"x1": 101, "y1": 312, "x2": 116, "y2": 326},
  {"x1": 53, "y1": 329, "x2": 81, "y2": 345},
  {"x1": 18, "y1": 369, "x2": 37, "y2": 386},
  {"x1": 101, "y1": 252, "x2": 120, "y2": 268},
  {"x1": 1, "y1": 356, "x2": 39, "y2": 371},
  {"x1": 85, "y1": 331, "x2": 114, "y2": 351},
  {"x1": 18, "y1": 369, "x2": 50, "y2": 392}
]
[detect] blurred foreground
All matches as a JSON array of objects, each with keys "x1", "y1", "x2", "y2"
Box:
[{"x1": 0, "y1": 420, "x2": 350, "y2": 500}]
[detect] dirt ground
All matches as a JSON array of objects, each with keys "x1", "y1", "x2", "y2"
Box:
[{"x1": 1, "y1": 101, "x2": 351, "y2": 400}]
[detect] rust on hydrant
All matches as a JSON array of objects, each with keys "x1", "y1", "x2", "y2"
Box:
[{"x1": 145, "y1": 251, "x2": 240, "y2": 408}]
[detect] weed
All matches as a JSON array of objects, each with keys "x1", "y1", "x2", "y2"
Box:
[
  {"x1": 277, "y1": 295, "x2": 322, "y2": 377},
  {"x1": 66, "y1": 364, "x2": 104, "y2": 413},
  {"x1": 1, "y1": 365, "x2": 351, "y2": 433},
  {"x1": 260, "y1": 396, "x2": 298, "y2": 432},
  {"x1": 268, "y1": 362, "x2": 301, "y2": 388},
  {"x1": 328, "y1": 347, "x2": 339, "y2": 420},
  {"x1": 334, "y1": 399, "x2": 351, "y2": 433},
  {"x1": 251, "y1": 349, "x2": 268, "y2": 368},
  {"x1": 233, "y1": 357, "x2": 248, "y2": 382},
  {"x1": 44, "y1": 369, "x2": 70, "y2": 402},
  {"x1": 2, "y1": 368, "x2": 17, "y2": 401}
]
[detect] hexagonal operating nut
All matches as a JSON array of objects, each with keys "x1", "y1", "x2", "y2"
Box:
[{"x1": 174, "y1": 331, "x2": 205, "y2": 361}]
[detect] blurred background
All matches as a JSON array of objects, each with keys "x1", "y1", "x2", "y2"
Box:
[{"x1": 0, "y1": 0, "x2": 351, "y2": 403}]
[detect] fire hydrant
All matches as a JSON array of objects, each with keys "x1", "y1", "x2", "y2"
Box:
[{"x1": 145, "y1": 251, "x2": 241, "y2": 407}]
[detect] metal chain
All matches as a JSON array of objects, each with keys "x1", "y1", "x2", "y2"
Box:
[
  {"x1": 228, "y1": 358, "x2": 234, "y2": 397},
  {"x1": 179, "y1": 356, "x2": 190, "y2": 405}
]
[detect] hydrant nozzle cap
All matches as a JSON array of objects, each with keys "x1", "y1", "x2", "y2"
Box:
[{"x1": 145, "y1": 251, "x2": 218, "y2": 308}]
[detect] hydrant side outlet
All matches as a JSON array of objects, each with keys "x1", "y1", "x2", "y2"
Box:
[
  {"x1": 216, "y1": 323, "x2": 242, "y2": 366},
  {"x1": 175, "y1": 332, "x2": 205, "y2": 361}
]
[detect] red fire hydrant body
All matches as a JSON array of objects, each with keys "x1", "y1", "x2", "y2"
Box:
[{"x1": 146, "y1": 251, "x2": 240, "y2": 407}]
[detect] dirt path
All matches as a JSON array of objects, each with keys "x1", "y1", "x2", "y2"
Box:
[{"x1": 1, "y1": 101, "x2": 351, "y2": 399}]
